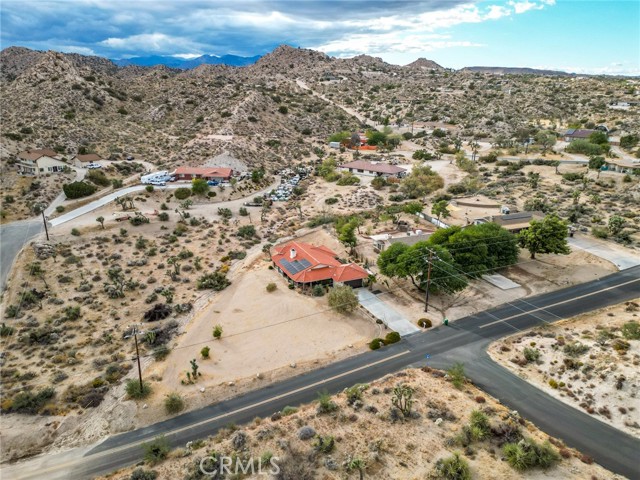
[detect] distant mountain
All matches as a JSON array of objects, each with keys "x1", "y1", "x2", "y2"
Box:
[
  {"x1": 405, "y1": 58, "x2": 444, "y2": 70},
  {"x1": 461, "y1": 66, "x2": 573, "y2": 76},
  {"x1": 113, "y1": 54, "x2": 261, "y2": 69}
]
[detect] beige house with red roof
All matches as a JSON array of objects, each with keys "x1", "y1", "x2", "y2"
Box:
[
  {"x1": 172, "y1": 166, "x2": 233, "y2": 182},
  {"x1": 339, "y1": 160, "x2": 406, "y2": 178},
  {"x1": 271, "y1": 241, "x2": 369, "y2": 288},
  {"x1": 16, "y1": 149, "x2": 67, "y2": 176}
]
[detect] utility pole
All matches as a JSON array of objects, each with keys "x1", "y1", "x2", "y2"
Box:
[
  {"x1": 424, "y1": 249, "x2": 433, "y2": 313},
  {"x1": 132, "y1": 326, "x2": 143, "y2": 392},
  {"x1": 41, "y1": 209, "x2": 50, "y2": 241}
]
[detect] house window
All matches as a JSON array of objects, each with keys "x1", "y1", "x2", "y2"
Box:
[
  {"x1": 39, "y1": 168, "x2": 44, "y2": 172},
  {"x1": 357, "y1": 169, "x2": 364, "y2": 173}
]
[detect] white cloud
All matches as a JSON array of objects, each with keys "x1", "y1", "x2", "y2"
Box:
[
  {"x1": 57, "y1": 45, "x2": 97, "y2": 56},
  {"x1": 171, "y1": 53, "x2": 202, "y2": 59},
  {"x1": 100, "y1": 33, "x2": 203, "y2": 53},
  {"x1": 508, "y1": 0, "x2": 550, "y2": 15}
]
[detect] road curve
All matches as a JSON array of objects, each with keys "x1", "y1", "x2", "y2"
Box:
[{"x1": 3, "y1": 266, "x2": 638, "y2": 480}]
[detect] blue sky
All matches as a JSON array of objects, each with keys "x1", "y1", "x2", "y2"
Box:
[{"x1": 1, "y1": 0, "x2": 638, "y2": 74}]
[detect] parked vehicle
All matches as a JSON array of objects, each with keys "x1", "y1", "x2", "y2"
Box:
[
  {"x1": 141, "y1": 171, "x2": 170, "y2": 184},
  {"x1": 150, "y1": 180, "x2": 166, "y2": 186},
  {"x1": 86, "y1": 163, "x2": 102, "y2": 169},
  {"x1": 126, "y1": 155, "x2": 135, "y2": 161},
  {"x1": 207, "y1": 180, "x2": 219, "y2": 186}
]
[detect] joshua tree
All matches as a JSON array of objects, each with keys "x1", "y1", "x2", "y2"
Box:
[
  {"x1": 96, "y1": 216, "x2": 105, "y2": 229},
  {"x1": 391, "y1": 384, "x2": 414, "y2": 417},
  {"x1": 347, "y1": 457, "x2": 366, "y2": 480},
  {"x1": 190, "y1": 359, "x2": 199, "y2": 380}
]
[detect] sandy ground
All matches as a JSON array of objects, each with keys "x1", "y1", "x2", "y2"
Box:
[
  {"x1": 140, "y1": 247, "x2": 379, "y2": 421},
  {"x1": 489, "y1": 300, "x2": 640, "y2": 437},
  {"x1": 100, "y1": 367, "x2": 617, "y2": 480}
]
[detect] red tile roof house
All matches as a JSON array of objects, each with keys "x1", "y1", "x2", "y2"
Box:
[
  {"x1": 172, "y1": 166, "x2": 233, "y2": 181},
  {"x1": 339, "y1": 160, "x2": 407, "y2": 178},
  {"x1": 271, "y1": 241, "x2": 369, "y2": 288},
  {"x1": 16, "y1": 149, "x2": 67, "y2": 176}
]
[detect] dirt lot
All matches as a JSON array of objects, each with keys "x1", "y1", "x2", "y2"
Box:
[
  {"x1": 101, "y1": 367, "x2": 616, "y2": 480},
  {"x1": 489, "y1": 300, "x2": 640, "y2": 436}
]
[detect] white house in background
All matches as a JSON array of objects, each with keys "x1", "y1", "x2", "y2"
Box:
[
  {"x1": 16, "y1": 148, "x2": 68, "y2": 176},
  {"x1": 372, "y1": 230, "x2": 432, "y2": 253},
  {"x1": 338, "y1": 160, "x2": 407, "y2": 178},
  {"x1": 70, "y1": 153, "x2": 103, "y2": 168}
]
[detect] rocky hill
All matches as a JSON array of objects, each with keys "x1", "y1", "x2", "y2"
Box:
[
  {"x1": 405, "y1": 57, "x2": 444, "y2": 70},
  {"x1": 2, "y1": 45, "x2": 638, "y2": 176}
]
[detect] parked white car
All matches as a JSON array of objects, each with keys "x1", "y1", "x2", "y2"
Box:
[{"x1": 86, "y1": 163, "x2": 102, "y2": 169}]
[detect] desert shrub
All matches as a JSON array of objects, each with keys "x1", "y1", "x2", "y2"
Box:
[
  {"x1": 130, "y1": 468, "x2": 158, "y2": 480},
  {"x1": 325, "y1": 197, "x2": 338, "y2": 205},
  {"x1": 125, "y1": 379, "x2": 152, "y2": 399},
  {"x1": 523, "y1": 347, "x2": 541, "y2": 362},
  {"x1": 345, "y1": 383, "x2": 368, "y2": 405},
  {"x1": 317, "y1": 391, "x2": 338, "y2": 414},
  {"x1": 503, "y1": 438, "x2": 560, "y2": 471},
  {"x1": 433, "y1": 452, "x2": 471, "y2": 480},
  {"x1": 142, "y1": 436, "x2": 170, "y2": 465},
  {"x1": 281, "y1": 406, "x2": 298, "y2": 416},
  {"x1": 164, "y1": 393, "x2": 185, "y2": 414},
  {"x1": 237, "y1": 225, "x2": 256, "y2": 238},
  {"x1": 612, "y1": 338, "x2": 630, "y2": 353},
  {"x1": 145, "y1": 185, "x2": 154, "y2": 193},
  {"x1": 86, "y1": 169, "x2": 111, "y2": 187},
  {"x1": 0, "y1": 323, "x2": 15, "y2": 337},
  {"x1": 174, "y1": 188, "x2": 191, "y2": 200},
  {"x1": 71, "y1": 228, "x2": 81, "y2": 236},
  {"x1": 153, "y1": 345, "x2": 170, "y2": 361},
  {"x1": 327, "y1": 285, "x2": 358, "y2": 314},
  {"x1": 266, "y1": 282, "x2": 277, "y2": 292},
  {"x1": 448, "y1": 363, "x2": 466, "y2": 389},
  {"x1": 312, "y1": 284, "x2": 325, "y2": 297},
  {"x1": 591, "y1": 227, "x2": 609, "y2": 239},
  {"x1": 548, "y1": 379, "x2": 559, "y2": 389},
  {"x1": 563, "y1": 342, "x2": 589, "y2": 357},
  {"x1": 201, "y1": 346, "x2": 210, "y2": 358},
  {"x1": 314, "y1": 435, "x2": 335, "y2": 454},
  {"x1": 158, "y1": 212, "x2": 169, "y2": 221},
  {"x1": 369, "y1": 338, "x2": 384, "y2": 350},
  {"x1": 385, "y1": 331, "x2": 401, "y2": 344},
  {"x1": 2, "y1": 388, "x2": 55, "y2": 414},
  {"x1": 197, "y1": 271, "x2": 230, "y2": 291},
  {"x1": 336, "y1": 174, "x2": 360, "y2": 186},
  {"x1": 468, "y1": 410, "x2": 491, "y2": 441},
  {"x1": 63, "y1": 181, "x2": 97, "y2": 199},
  {"x1": 418, "y1": 318, "x2": 432, "y2": 328},
  {"x1": 56, "y1": 205, "x2": 65, "y2": 213},
  {"x1": 213, "y1": 325, "x2": 223, "y2": 339},
  {"x1": 621, "y1": 321, "x2": 640, "y2": 340}
]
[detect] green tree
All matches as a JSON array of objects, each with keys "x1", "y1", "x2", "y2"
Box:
[
  {"x1": 328, "y1": 131, "x2": 350, "y2": 143},
  {"x1": 620, "y1": 134, "x2": 639, "y2": 150},
  {"x1": 535, "y1": 131, "x2": 556, "y2": 154},
  {"x1": 366, "y1": 130, "x2": 387, "y2": 146},
  {"x1": 191, "y1": 178, "x2": 209, "y2": 196},
  {"x1": 519, "y1": 214, "x2": 570, "y2": 259},
  {"x1": 378, "y1": 242, "x2": 468, "y2": 294},
  {"x1": 327, "y1": 285, "x2": 359, "y2": 314},
  {"x1": 96, "y1": 216, "x2": 105, "y2": 229},
  {"x1": 428, "y1": 223, "x2": 519, "y2": 277},
  {"x1": 400, "y1": 165, "x2": 444, "y2": 199},
  {"x1": 338, "y1": 219, "x2": 358, "y2": 252},
  {"x1": 608, "y1": 215, "x2": 625, "y2": 236},
  {"x1": 588, "y1": 156, "x2": 605, "y2": 171},
  {"x1": 527, "y1": 172, "x2": 540, "y2": 189},
  {"x1": 588, "y1": 131, "x2": 609, "y2": 145},
  {"x1": 431, "y1": 200, "x2": 450, "y2": 223}
]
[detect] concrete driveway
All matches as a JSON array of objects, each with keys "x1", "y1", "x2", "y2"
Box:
[
  {"x1": 569, "y1": 234, "x2": 640, "y2": 270},
  {"x1": 357, "y1": 289, "x2": 420, "y2": 336}
]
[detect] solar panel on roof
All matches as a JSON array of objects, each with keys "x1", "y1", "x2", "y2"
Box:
[{"x1": 280, "y1": 258, "x2": 312, "y2": 275}]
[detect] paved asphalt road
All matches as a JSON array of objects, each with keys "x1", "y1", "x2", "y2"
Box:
[
  {"x1": 4, "y1": 266, "x2": 639, "y2": 480},
  {"x1": 0, "y1": 220, "x2": 43, "y2": 289}
]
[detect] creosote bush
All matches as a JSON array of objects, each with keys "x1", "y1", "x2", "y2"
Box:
[
  {"x1": 266, "y1": 282, "x2": 277, "y2": 292},
  {"x1": 164, "y1": 392, "x2": 185, "y2": 414},
  {"x1": 125, "y1": 379, "x2": 152, "y2": 399}
]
